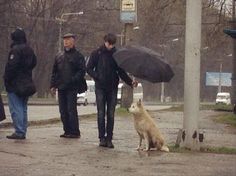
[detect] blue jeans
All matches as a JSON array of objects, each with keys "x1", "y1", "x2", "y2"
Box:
[
  {"x1": 95, "y1": 88, "x2": 118, "y2": 140},
  {"x1": 58, "y1": 90, "x2": 80, "y2": 135},
  {"x1": 8, "y1": 92, "x2": 28, "y2": 137}
]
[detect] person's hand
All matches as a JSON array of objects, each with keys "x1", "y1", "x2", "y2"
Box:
[
  {"x1": 50, "y1": 87, "x2": 56, "y2": 95},
  {"x1": 132, "y1": 80, "x2": 138, "y2": 88}
]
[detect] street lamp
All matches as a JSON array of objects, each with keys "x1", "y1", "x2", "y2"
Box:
[
  {"x1": 159, "y1": 38, "x2": 179, "y2": 103},
  {"x1": 56, "y1": 11, "x2": 84, "y2": 52},
  {"x1": 218, "y1": 61, "x2": 223, "y2": 93}
]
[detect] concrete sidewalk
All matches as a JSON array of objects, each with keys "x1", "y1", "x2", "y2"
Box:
[{"x1": 0, "y1": 110, "x2": 236, "y2": 176}]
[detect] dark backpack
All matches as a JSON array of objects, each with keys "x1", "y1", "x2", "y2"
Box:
[
  {"x1": 15, "y1": 78, "x2": 36, "y2": 97},
  {"x1": 15, "y1": 46, "x2": 37, "y2": 97}
]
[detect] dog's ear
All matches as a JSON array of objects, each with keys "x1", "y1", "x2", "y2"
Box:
[{"x1": 137, "y1": 99, "x2": 142, "y2": 106}]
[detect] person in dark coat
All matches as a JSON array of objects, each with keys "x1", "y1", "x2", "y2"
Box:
[
  {"x1": 87, "y1": 33, "x2": 137, "y2": 148},
  {"x1": 50, "y1": 33, "x2": 86, "y2": 138},
  {"x1": 0, "y1": 94, "x2": 6, "y2": 122},
  {"x1": 4, "y1": 28, "x2": 37, "y2": 139}
]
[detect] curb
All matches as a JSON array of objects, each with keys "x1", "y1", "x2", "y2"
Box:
[{"x1": 0, "y1": 114, "x2": 97, "y2": 128}]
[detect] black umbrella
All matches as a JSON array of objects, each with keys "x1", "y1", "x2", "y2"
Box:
[{"x1": 113, "y1": 45, "x2": 174, "y2": 83}]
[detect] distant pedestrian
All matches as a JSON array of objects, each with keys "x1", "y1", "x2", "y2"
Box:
[
  {"x1": 50, "y1": 33, "x2": 87, "y2": 138},
  {"x1": 87, "y1": 33, "x2": 137, "y2": 148},
  {"x1": 4, "y1": 28, "x2": 37, "y2": 139},
  {"x1": 0, "y1": 94, "x2": 6, "y2": 122}
]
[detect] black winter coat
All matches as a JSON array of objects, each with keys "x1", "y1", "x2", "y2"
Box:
[
  {"x1": 4, "y1": 42, "x2": 37, "y2": 94},
  {"x1": 87, "y1": 45, "x2": 132, "y2": 90},
  {"x1": 50, "y1": 48, "x2": 86, "y2": 92}
]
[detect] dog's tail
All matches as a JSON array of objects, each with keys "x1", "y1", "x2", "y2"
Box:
[{"x1": 160, "y1": 145, "x2": 169, "y2": 152}]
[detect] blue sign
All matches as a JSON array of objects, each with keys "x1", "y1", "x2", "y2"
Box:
[
  {"x1": 120, "y1": 0, "x2": 137, "y2": 23},
  {"x1": 120, "y1": 12, "x2": 137, "y2": 23},
  {"x1": 206, "y1": 72, "x2": 232, "y2": 87}
]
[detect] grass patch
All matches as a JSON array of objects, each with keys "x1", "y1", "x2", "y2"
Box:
[
  {"x1": 200, "y1": 146, "x2": 236, "y2": 154},
  {"x1": 115, "y1": 107, "x2": 131, "y2": 117},
  {"x1": 214, "y1": 113, "x2": 236, "y2": 127},
  {"x1": 168, "y1": 144, "x2": 236, "y2": 155},
  {"x1": 214, "y1": 104, "x2": 233, "y2": 111},
  {"x1": 161, "y1": 104, "x2": 233, "y2": 112},
  {"x1": 160, "y1": 105, "x2": 184, "y2": 112}
]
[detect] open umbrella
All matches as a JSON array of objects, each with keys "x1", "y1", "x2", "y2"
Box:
[{"x1": 113, "y1": 45, "x2": 174, "y2": 83}]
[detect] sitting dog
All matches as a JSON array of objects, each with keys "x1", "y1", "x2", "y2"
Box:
[{"x1": 128, "y1": 100, "x2": 169, "y2": 152}]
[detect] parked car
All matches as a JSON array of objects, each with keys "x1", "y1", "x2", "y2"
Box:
[
  {"x1": 215, "y1": 92, "x2": 231, "y2": 105},
  {"x1": 77, "y1": 92, "x2": 88, "y2": 106},
  {"x1": 77, "y1": 80, "x2": 96, "y2": 106},
  {"x1": 117, "y1": 83, "x2": 143, "y2": 103}
]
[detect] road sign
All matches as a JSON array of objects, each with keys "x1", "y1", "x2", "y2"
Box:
[
  {"x1": 121, "y1": 0, "x2": 136, "y2": 11},
  {"x1": 206, "y1": 72, "x2": 232, "y2": 87},
  {"x1": 120, "y1": 0, "x2": 137, "y2": 23}
]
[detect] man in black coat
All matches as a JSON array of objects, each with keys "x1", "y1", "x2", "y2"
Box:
[
  {"x1": 4, "y1": 28, "x2": 37, "y2": 139},
  {"x1": 87, "y1": 33, "x2": 137, "y2": 148},
  {"x1": 50, "y1": 33, "x2": 86, "y2": 138}
]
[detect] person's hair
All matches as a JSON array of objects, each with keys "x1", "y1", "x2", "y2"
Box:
[{"x1": 104, "y1": 33, "x2": 117, "y2": 45}]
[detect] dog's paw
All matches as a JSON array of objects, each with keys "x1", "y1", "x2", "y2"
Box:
[
  {"x1": 143, "y1": 148, "x2": 150, "y2": 152},
  {"x1": 136, "y1": 147, "x2": 143, "y2": 151}
]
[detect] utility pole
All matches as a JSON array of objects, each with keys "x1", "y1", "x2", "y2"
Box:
[
  {"x1": 218, "y1": 62, "x2": 223, "y2": 93},
  {"x1": 232, "y1": 0, "x2": 236, "y2": 105},
  {"x1": 121, "y1": 23, "x2": 134, "y2": 108},
  {"x1": 179, "y1": 0, "x2": 202, "y2": 150},
  {"x1": 120, "y1": 0, "x2": 137, "y2": 108},
  {"x1": 223, "y1": 0, "x2": 236, "y2": 114}
]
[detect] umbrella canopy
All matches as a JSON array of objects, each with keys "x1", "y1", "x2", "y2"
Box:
[{"x1": 113, "y1": 45, "x2": 174, "y2": 83}]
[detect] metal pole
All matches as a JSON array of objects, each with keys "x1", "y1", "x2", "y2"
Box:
[
  {"x1": 58, "y1": 21, "x2": 62, "y2": 53},
  {"x1": 160, "y1": 45, "x2": 165, "y2": 103},
  {"x1": 57, "y1": 11, "x2": 83, "y2": 53},
  {"x1": 161, "y1": 82, "x2": 165, "y2": 103},
  {"x1": 182, "y1": 0, "x2": 202, "y2": 150},
  {"x1": 231, "y1": 0, "x2": 236, "y2": 105},
  {"x1": 218, "y1": 63, "x2": 222, "y2": 93}
]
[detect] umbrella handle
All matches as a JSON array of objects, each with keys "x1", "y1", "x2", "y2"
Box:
[
  {"x1": 132, "y1": 76, "x2": 138, "y2": 88},
  {"x1": 132, "y1": 76, "x2": 136, "y2": 82}
]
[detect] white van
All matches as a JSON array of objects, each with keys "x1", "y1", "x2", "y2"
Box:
[
  {"x1": 117, "y1": 83, "x2": 143, "y2": 103},
  {"x1": 215, "y1": 92, "x2": 231, "y2": 105},
  {"x1": 77, "y1": 80, "x2": 96, "y2": 105}
]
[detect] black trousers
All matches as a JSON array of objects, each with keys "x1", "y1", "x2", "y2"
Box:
[
  {"x1": 95, "y1": 88, "x2": 117, "y2": 140},
  {"x1": 58, "y1": 90, "x2": 80, "y2": 135}
]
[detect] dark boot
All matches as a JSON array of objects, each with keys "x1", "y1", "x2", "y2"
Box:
[
  {"x1": 6, "y1": 133, "x2": 25, "y2": 140},
  {"x1": 99, "y1": 138, "x2": 107, "y2": 147},
  {"x1": 106, "y1": 140, "x2": 114, "y2": 148}
]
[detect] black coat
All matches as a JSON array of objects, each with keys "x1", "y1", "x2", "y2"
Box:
[
  {"x1": 50, "y1": 48, "x2": 86, "y2": 92},
  {"x1": 0, "y1": 94, "x2": 6, "y2": 122},
  {"x1": 4, "y1": 30, "x2": 37, "y2": 94},
  {"x1": 87, "y1": 45, "x2": 132, "y2": 90}
]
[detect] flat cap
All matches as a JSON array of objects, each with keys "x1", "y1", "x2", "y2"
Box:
[{"x1": 63, "y1": 33, "x2": 76, "y2": 38}]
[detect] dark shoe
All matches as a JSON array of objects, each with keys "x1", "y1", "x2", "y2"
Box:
[
  {"x1": 106, "y1": 140, "x2": 114, "y2": 148},
  {"x1": 67, "y1": 134, "x2": 80, "y2": 138},
  {"x1": 99, "y1": 138, "x2": 107, "y2": 147},
  {"x1": 60, "y1": 133, "x2": 70, "y2": 138},
  {"x1": 6, "y1": 133, "x2": 25, "y2": 140}
]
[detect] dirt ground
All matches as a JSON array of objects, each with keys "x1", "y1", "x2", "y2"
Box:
[{"x1": 0, "y1": 110, "x2": 236, "y2": 176}]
